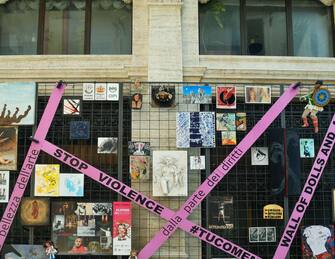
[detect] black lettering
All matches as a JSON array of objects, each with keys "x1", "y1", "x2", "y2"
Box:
[
  {"x1": 153, "y1": 204, "x2": 164, "y2": 215},
  {"x1": 78, "y1": 163, "x2": 88, "y2": 170},
  {"x1": 135, "y1": 194, "x2": 147, "y2": 205},
  {"x1": 63, "y1": 152, "x2": 72, "y2": 162},
  {"x1": 308, "y1": 178, "x2": 317, "y2": 187},
  {"x1": 214, "y1": 237, "x2": 223, "y2": 247},
  {"x1": 54, "y1": 149, "x2": 62, "y2": 158},
  {"x1": 223, "y1": 242, "x2": 232, "y2": 251},
  {"x1": 99, "y1": 173, "x2": 109, "y2": 182},
  {"x1": 316, "y1": 158, "x2": 325, "y2": 166},
  {"x1": 280, "y1": 235, "x2": 291, "y2": 247},
  {"x1": 145, "y1": 201, "x2": 155, "y2": 210},
  {"x1": 205, "y1": 233, "x2": 215, "y2": 242},
  {"x1": 111, "y1": 181, "x2": 121, "y2": 190},
  {"x1": 231, "y1": 246, "x2": 243, "y2": 257},
  {"x1": 296, "y1": 204, "x2": 305, "y2": 213},
  {"x1": 70, "y1": 158, "x2": 79, "y2": 167},
  {"x1": 127, "y1": 190, "x2": 138, "y2": 200}
]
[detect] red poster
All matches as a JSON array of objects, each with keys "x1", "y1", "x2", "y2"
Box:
[
  {"x1": 216, "y1": 86, "x2": 236, "y2": 109},
  {"x1": 112, "y1": 202, "x2": 131, "y2": 255}
]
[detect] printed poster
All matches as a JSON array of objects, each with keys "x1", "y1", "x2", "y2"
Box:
[
  {"x1": 182, "y1": 85, "x2": 212, "y2": 104},
  {"x1": 129, "y1": 156, "x2": 150, "y2": 181},
  {"x1": 245, "y1": 86, "x2": 272, "y2": 104},
  {"x1": 236, "y1": 112, "x2": 247, "y2": 131},
  {"x1": 34, "y1": 164, "x2": 60, "y2": 196},
  {"x1": 95, "y1": 83, "x2": 107, "y2": 101},
  {"x1": 0, "y1": 82, "x2": 36, "y2": 125},
  {"x1": 0, "y1": 126, "x2": 18, "y2": 171},
  {"x1": 97, "y1": 137, "x2": 118, "y2": 154},
  {"x1": 153, "y1": 151, "x2": 187, "y2": 196},
  {"x1": 263, "y1": 204, "x2": 283, "y2": 219},
  {"x1": 113, "y1": 202, "x2": 131, "y2": 256},
  {"x1": 107, "y1": 83, "x2": 119, "y2": 101},
  {"x1": 300, "y1": 138, "x2": 315, "y2": 158},
  {"x1": 216, "y1": 113, "x2": 236, "y2": 131},
  {"x1": 216, "y1": 86, "x2": 236, "y2": 109},
  {"x1": 251, "y1": 147, "x2": 269, "y2": 165},
  {"x1": 83, "y1": 83, "x2": 95, "y2": 100},
  {"x1": 20, "y1": 198, "x2": 50, "y2": 225},
  {"x1": 60, "y1": 174, "x2": 84, "y2": 197},
  {"x1": 3, "y1": 245, "x2": 48, "y2": 259},
  {"x1": 208, "y1": 196, "x2": 234, "y2": 230},
  {"x1": 0, "y1": 171, "x2": 9, "y2": 203},
  {"x1": 190, "y1": 156, "x2": 205, "y2": 170},
  {"x1": 128, "y1": 141, "x2": 150, "y2": 156},
  {"x1": 63, "y1": 99, "x2": 81, "y2": 115}
]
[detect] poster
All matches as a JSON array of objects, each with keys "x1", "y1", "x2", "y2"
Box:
[
  {"x1": 300, "y1": 138, "x2": 315, "y2": 158},
  {"x1": 0, "y1": 82, "x2": 36, "y2": 125},
  {"x1": 129, "y1": 156, "x2": 150, "y2": 181},
  {"x1": 60, "y1": 174, "x2": 84, "y2": 197},
  {"x1": 2, "y1": 245, "x2": 48, "y2": 259},
  {"x1": 63, "y1": 99, "x2": 80, "y2": 115},
  {"x1": 251, "y1": 147, "x2": 269, "y2": 165},
  {"x1": 69, "y1": 121, "x2": 90, "y2": 140},
  {"x1": 236, "y1": 112, "x2": 247, "y2": 131},
  {"x1": 83, "y1": 83, "x2": 95, "y2": 100},
  {"x1": 0, "y1": 126, "x2": 18, "y2": 171},
  {"x1": 301, "y1": 225, "x2": 334, "y2": 258},
  {"x1": 34, "y1": 164, "x2": 60, "y2": 196},
  {"x1": 97, "y1": 137, "x2": 118, "y2": 154},
  {"x1": 221, "y1": 131, "x2": 236, "y2": 145},
  {"x1": 107, "y1": 83, "x2": 119, "y2": 101},
  {"x1": 153, "y1": 151, "x2": 187, "y2": 196},
  {"x1": 245, "y1": 86, "x2": 272, "y2": 104},
  {"x1": 0, "y1": 171, "x2": 9, "y2": 203},
  {"x1": 190, "y1": 156, "x2": 205, "y2": 170},
  {"x1": 216, "y1": 113, "x2": 236, "y2": 131},
  {"x1": 95, "y1": 83, "x2": 107, "y2": 100},
  {"x1": 263, "y1": 204, "x2": 283, "y2": 219},
  {"x1": 20, "y1": 198, "x2": 50, "y2": 226},
  {"x1": 208, "y1": 196, "x2": 234, "y2": 230},
  {"x1": 52, "y1": 202, "x2": 113, "y2": 255},
  {"x1": 151, "y1": 85, "x2": 176, "y2": 108},
  {"x1": 249, "y1": 227, "x2": 276, "y2": 243},
  {"x1": 128, "y1": 141, "x2": 150, "y2": 156},
  {"x1": 176, "y1": 112, "x2": 215, "y2": 148},
  {"x1": 113, "y1": 202, "x2": 131, "y2": 256},
  {"x1": 182, "y1": 85, "x2": 212, "y2": 104},
  {"x1": 216, "y1": 86, "x2": 236, "y2": 109}
]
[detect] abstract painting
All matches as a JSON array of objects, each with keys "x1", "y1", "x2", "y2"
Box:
[
  {"x1": 34, "y1": 164, "x2": 60, "y2": 196},
  {"x1": 97, "y1": 137, "x2": 118, "y2": 154},
  {"x1": 153, "y1": 151, "x2": 187, "y2": 196},
  {"x1": 182, "y1": 85, "x2": 212, "y2": 104},
  {"x1": 0, "y1": 126, "x2": 18, "y2": 171},
  {"x1": 190, "y1": 156, "x2": 205, "y2": 170},
  {"x1": 63, "y1": 99, "x2": 80, "y2": 115},
  {"x1": 128, "y1": 141, "x2": 150, "y2": 156},
  {"x1": 251, "y1": 147, "x2": 269, "y2": 165},
  {"x1": 300, "y1": 138, "x2": 315, "y2": 158},
  {"x1": 60, "y1": 174, "x2": 84, "y2": 197},
  {"x1": 208, "y1": 196, "x2": 234, "y2": 230},
  {"x1": 216, "y1": 86, "x2": 236, "y2": 109},
  {"x1": 176, "y1": 112, "x2": 215, "y2": 148},
  {"x1": 221, "y1": 131, "x2": 236, "y2": 145},
  {"x1": 216, "y1": 113, "x2": 236, "y2": 131},
  {"x1": 0, "y1": 171, "x2": 9, "y2": 203},
  {"x1": 70, "y1": 121, "x2": 90, "y2": 140},
  {"x1": 236, "y1": 112, "x2": 247, "y2": 131},
  {"x1": 129, "y1": 156, "x2": 150, "y2": 181},
  {"x1": 0, "y1": 82, "x2": 36, "y2": 125},
  {"x1": 20, "y1": 198, "x2": 50, "y2": 226},
  {"x1": 151, "y1": 85, "x2": 176, "y2": 108},
  {"x1": 245, "y1": 86, "x2": 272, "y2": 104}
]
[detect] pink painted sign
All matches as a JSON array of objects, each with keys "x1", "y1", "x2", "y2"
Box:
[{"x1": 273, "y1": 114, "x2": 335, "y2": 258}]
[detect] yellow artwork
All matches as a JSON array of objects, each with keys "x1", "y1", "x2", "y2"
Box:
[{"x1": 34, "y1": 164, "x2": 60, "y2": 196}]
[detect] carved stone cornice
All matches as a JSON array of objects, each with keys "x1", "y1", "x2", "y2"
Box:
[{"x1": 147, "y1": 0, "x2": 183, "y2": 6}]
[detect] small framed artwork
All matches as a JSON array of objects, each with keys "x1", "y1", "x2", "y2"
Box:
[
  {"x1": 83, "y1": 83, "x2": 95, "y2": 100},
  {"x1": 245, "y1": 86, "x2": 271, "y2": 104},
  {"x1": 97, "y1": 137, "x2": 118, "y2": 154},
  {"x1": 128, "y1": 141, "x2": 150, "y2": 156},
  {"x1": 0, "y1": 126, "x2": 18, "y2": 171},
  {"x1": 20, "y1": 197, "x2": 50, "y2": 226},
  {"x1": 216, "y1": 86, "x2": 236, "y2": 109},
  {"x1": 249, "y1": 227, "x2": 276, "y2": 243},
  {"x1": 131, "y1": 93, "x2": 143, "y2": 110},
  {"x1": 95, "y1": 83, "x2": 107, "y2": 100},
  {"x1": 107, "y1": 83, "x2": 119, "y2": 101},
  {"x1": 299, "y1": 138, "x2": 315, "y2": 158},
  {"x1": 129, "y1": 156, "x2": 150, "y2": 181},
  {"x1": 251, "y1": 147, "x2": 269, "y2": 165},
  {"x1": 190, "y1": 156, "x2": 205, "y2": 170},
  {"x1": 151, "y1": 85, "x2": 176, "y2": 108},
  {"x1": 63, "y1": 99, "x2": 81, "y2": 115},
  {"x1": 182, "y1": 85, "x2": 212, "y2": 104},
  {"x1": 59, "y1": 174, "x2": 84, "y2": 197},
  {"x1": 0, "y1": 171, "x2": 9, "y2": 203},
  {"x1": 216, "y1": 113, "x2": 236, "y2": 131},
  {"x1": 221, "y1": 131, "x2": 236, "y2": 145},
  {"x1": 69, "y1": 121, "x2": 90, "y2": 140},
  {"x1": 236, "y1": 112, "x2": 247, "y2": 131}
]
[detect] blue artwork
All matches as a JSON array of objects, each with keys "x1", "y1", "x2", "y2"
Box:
[
  {"x1": 60, "y1": 174, "x2": 84, "y2": 197},
  {"x1": 299, "y1": 138, "x2": 315, "y2": 158},
  {"x1": 177, "y1": 112, "x2": 215, "y2": 148},
  {"x1": 182, "y1": 86, "x2": 212, "y2": 104},
  {"x1": 70, "y1": 121, "x2": 90, "y2": 140}
]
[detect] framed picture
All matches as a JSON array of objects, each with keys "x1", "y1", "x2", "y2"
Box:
[
  {"x1": 2, "y1": 244, "x2": 48, "y2": 259},
  {"x1": 128, "y1": 141, "x2": 150, "y2": 156},
  {"x1": 60, "y1": 174, "x2": 84, "y2": 197},
  {"x1": 208, "y1": 196, "x2": 234, "y2": 230},
  {"x1": 63, "y1": 98, "x2": 81, "y2": 115},
  {"x1": 251, "y1": 147, "x2": 269, "y2": 165},
  {"x1": 182, "y1": 85, "x2": 212, "y2": 104},
  {"x1": 97, "y1": 137, "x2": 118, "y2": 154},
  {"x1": 20, "y1": 198, "x2": 50, "y2": 226},
  {"x1": 83, "y1": 83, "x2": 95, "y2": 100},
  {"x1": 245, "y1": 86, "x2": 271, "y2": 104},
  {"x1": 236, "y1": 112, "x2": 247, "y2": 131},
  {"x1": 113, "y1": 202, "x2": 132, "y2": 255},
  {"x1": 0, "y1": 82, "x2": 36, "y2": 125},
  {"x1": 216, "y1": 113, "x2": 236, "y2": 131},
  {"x1": 151, "y1": 85, "x2": 176, "y2": 108},
  {"x1": 249, "y1": 227, "x2": 276, "y2": 243},
  {"x1": 69, "y1": 121, "x2": 90, "y2": 140},
  {"x1": 221, "y1": 131, "x2": 236, "y2": 145},
  {"x1": 300, "y1": 138, "x2": 315, "y2": 158},
  {"x1": 95, "y1": 83, "x2": 107, "y2": 100},
  {"x1": 190, "y1": 156, "x2": 205, "y2": 170},
  {"x1": 0, "y1": 171, "x2": 9, "y2": 203},
  {"x1": 0, "y1": 126, "x2": 18, "y2": 171},
  {"x1": 216, "y1": 86, "x2": 236, "y2": 109},
  {"x1": 107, "y1": 83, "x2": 119, "y2": 101},
  {"x1": 131, "y1": 93, "x2": 143, "y2": 109},
  {"x1": 34, "y1": 164, "x2": 60, "y2": 197},
  {"x1": 129, "y1": 156, "x2": 150, "y2": 181}
]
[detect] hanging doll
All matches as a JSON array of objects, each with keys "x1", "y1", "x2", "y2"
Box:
[
  {"x1": 44, "y1": 240, "x2": 58, "y2": 259},
  {"x1": 300, "y1": 80, "x2": 325, "y2": 133}
]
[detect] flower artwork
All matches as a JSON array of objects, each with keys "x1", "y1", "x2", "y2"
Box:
[
  {"x1": 34, "y1": 164, "x2": 60, "y2": 196},
  {"x1": 129, "y1": 156, "x2": 150, "y2": 181}
]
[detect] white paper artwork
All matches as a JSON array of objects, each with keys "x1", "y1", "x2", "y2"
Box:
[
  {"x1": 107, "y1": 83, "x2": 119, "y2": 101},
  {"x1": 0, "y1": 171, "x2": 9, "y2": 203},
  {"x1": 83, "y1": 83, "x2": 95, "y2": 100},
  {"x1": 251, "y1": 147, "x2": 269, "y2": 166},
  {"x1": 190, "y1": 156, "x2": 206, "y2": 170},
  {"x1": 153, "y1": 151, "x2": 188, "y2": 197}
]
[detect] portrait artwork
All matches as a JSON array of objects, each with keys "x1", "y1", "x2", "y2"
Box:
[
  {"x1": 151, "y1": 85, "x2": 176, "y2": 108},
  {"x1": 113, "y1": 202, "x2": 131, "y2": 255},
  {"x1": 249, "y1": 227, "x2": 276, "y2": 243},
  {"x1": 97, "y1": 137, "x2": 118, "y2": 154},
  {"x1": 0, "y1": 126, "x2": 18, "y2": 171},
  {"x1": 70, "y1": 121, "x2": 90, "y2": 140},
  {"x1": 190, "y1": 156, "x2": 205, "y2": 170},
  {"x1": 182, "y1": 85, "x2": 212, "y2": 104},
  {"x1": 20, "y1": 198, "x2": 50, "y2": 226},
  {"x1": 216, "y1": 86, "x2": 236, "y2": 109},
  {"x1": 153, "y1": 151, "x2": 187, "y2": 196},
  {"x1": 131, "y1": 93, "x2": 143, "y2": 109},
  {"x1": 216, "y1": 113, "x2": 236, "y2": 131},
  {"x1": 63, "y1": 99, "x2": 81, "y2": 115},
  {"x1": 251, "y1": 147, "x2": 269, "y2": 166},
  {"x1": 0, "y1": 171, "x2": 9, "y2": 203},
  {"x1": 129, "y1": 156, "x2": 150, "y2": 181},
  {"x1": 300, "y1": 138, "x2": 315, "y2": 158},
  {"x1": 59, "y1": 174, "x2": 84, "y2": 197},
  {"x1": 208, "y1": 196, "x2": 234, "y2": 230},
  {"x1": 34, "y1": 164, "x2": 60, "y2": 197},
  {"x1": 245, "y1": 86, "x2": 272, "y2": 104},
  {"x1": 236, "y1": 112, "x2": 247, "y2": 131}
]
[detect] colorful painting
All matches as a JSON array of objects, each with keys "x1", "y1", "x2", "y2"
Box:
[
  {"x1": 153, "y1": 151, "x2": 187, "y2": 196},
  {"x1": 176, "y1": 112, "x2": 215, "y2": 148},
  {"x1": 208, "y1": 196, "x2": 234, "y2": 230},
  {"x1": 97, "y1": 137, "x2": 118, "y2": 154},
  {"x1": 0, "y1": 126, "x2": 18, "y2": 171},
  {"x1": 216, "y1": 86, "x2": 236, "y2": 109},
  {"x1": 70, "y1": 121, "x2": 90, "y2": 140},
  {"x1": 151, "y1": 85, "x2": 176, "y2": 108},
  {"x1": 251, "y1": 147, "x2": 269, "y2": 165},
  {"x1": 113, "y1": 202, "x2": 131, "y2": 255},
  {"x1": 34, "y1": 164, "x2": 60, "y2": 196},
  {"x1": 301, "y1": 225, "x2": 334, "y2": 258},
  {"x1": 3, "y1": 244, "x2": 48, "y2": 259},
  {"x1": 20, "y1": 198, "x2": 50, "y2": 226},
  {"x1": 107, "y1": 83, "x2": 119, "y2": 101},
  {"x1": 0, "y1": 171, "x2": 9, "y2": 203},
  {"x1": 300, "y1": 138, "x2": 315, "y2": 158},
  {"x1": 128, "y1": 141, "x2": 150, "y2": 156},
  {"x1": 245, "y1": 86, "x2": 272, "y2": 104},
  {"x1": 129, "y1": 156, "x2": 150, "y2": 181},
  {"x1": 131, "y1": 93, "x2": 143, "y2": 109},
  {"x1": 83, "y1": 83, "x2": 95, "y2": 100},
  {"x1": 95, "y1": 83, "x2": 107, "y2": 100},
  {"x1": 216, "y1": 113, "x2": 236, "y2": 131},
  {"x1": 0, "y1": 82, "x2": 36, "y2": 125},
  {"x1": 236, "y1": 112, "x2": 247, "y2": 131},
  {"x1": 60, "y1": 174, "x2": 84, "y2": 197},
  {"x1": 63, "y1": 99, "x2": 81, "y2": 115},
  {"x1": 249, "y1": 227, "x2": 276, "y2": 243},
  {"x1": 190, "y1": 156, "x2": 205, "y2": 170},
  {"x1": 221, "y1": 131, "x2": 236, "y2": 145},
  {"x1": 182, "y1": 85, "x2": 212, "y2": 104}
]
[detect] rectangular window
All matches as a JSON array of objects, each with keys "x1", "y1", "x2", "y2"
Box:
[
  {"x1": 292, "y1": 0, "x2": 333, "y2": 57},
  {"x1": 43, "y1": 0, "x2": 86, "y2": 54},
  {"x1": 199, "y1": 0, "x2": 241, "y2": 55},
  {"x1": 90, "y1": 0, "x2": 132, "y2": 54},
  {"x1": 0, "y1": 0, "x2": 39, "y2": 55}
]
